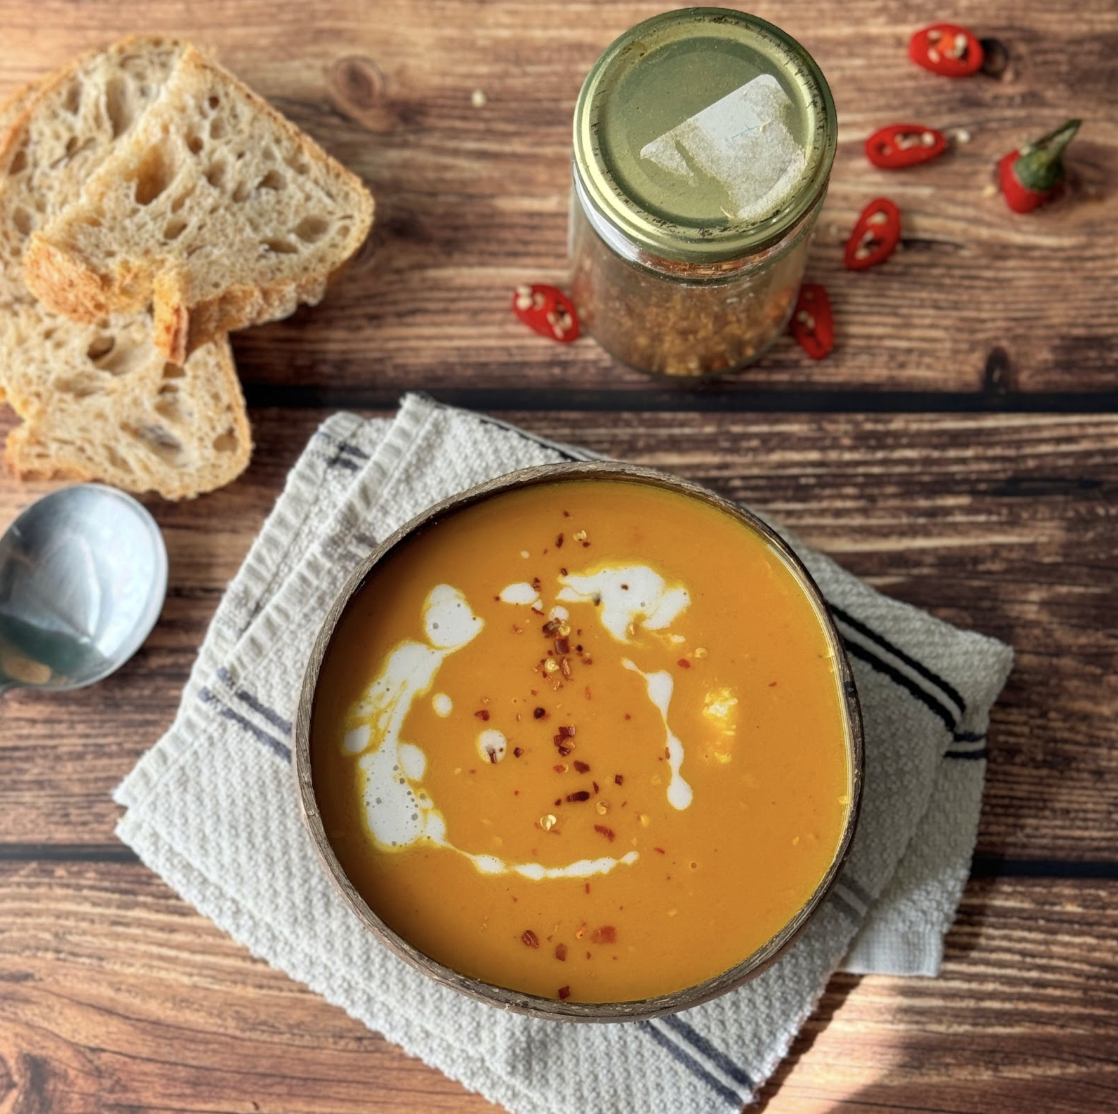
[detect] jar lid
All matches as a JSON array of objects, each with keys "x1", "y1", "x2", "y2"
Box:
[{"x1": 573, "y1": 8, "x2": 837, "y2": 264}]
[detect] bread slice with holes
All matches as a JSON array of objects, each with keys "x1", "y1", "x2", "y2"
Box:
[
  {"x1": 0, "y1": 302, "x2": 251, "y2": 498},
  {"x1": 0, "y1": 36, "x2": 186, "y2": 310},
  {"x1": 23, "y1": 44, "x2": 375, "y2": 363},
  {"x1": 0, "y1": 37, "x2": 251, "y2": 498}
]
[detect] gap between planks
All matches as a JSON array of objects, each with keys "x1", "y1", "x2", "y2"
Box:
[
  {"x1": 1, "y1": 844, "x2": 1117, "y2": 880},
  {"x1": 241, "y1": 385, "x2": 1118, "y2": 414}
]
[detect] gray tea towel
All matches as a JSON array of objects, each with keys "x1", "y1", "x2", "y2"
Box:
[{"x1": 115, "y1": 393, "x2": 1014, "y2": 1112}]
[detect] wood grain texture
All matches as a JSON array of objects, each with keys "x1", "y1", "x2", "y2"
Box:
[
  {"x1": 0, "y1": 0, "x2": 1114, "y2": 397},
  {"x1": 0, "y1": 863, "x2": 1114, "y2": 1114},
  {"x1": 1, "y1": 3, "x2": 1117, "y2": 1111},
  {"x1": 2, "y1": 407, "x2": 1115, "y2": 862}
]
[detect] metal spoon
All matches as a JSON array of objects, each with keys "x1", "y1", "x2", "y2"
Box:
[{"x1": 0, "y1": 484, "x2": 168, "y2": 696}]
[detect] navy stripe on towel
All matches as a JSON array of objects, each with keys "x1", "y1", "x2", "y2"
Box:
[
  {"x1": 200, "y1": 688, "x2": 292, "y2": 762},
  {"x1": 233, "y1": 687, "x2": 293, "y2": 735},
  {"x1": 638, "y1": 1021, "x2": 745, "y2": 1108},
  {"x1": 840, "y1": 874, "x2": 872, "y2": 907},
  {"x1": 841, "y1": 640, "x2": 957, "y2": 732},
  {"x1": 661, "y1": 1014, "x2": 756, "y2": 1091},
  {"x1": 830, "y1": 605, "x2": 966, "y2": 717},
  {"x1": 828, "y1": 889, "x2": 863, "y2": 924}
]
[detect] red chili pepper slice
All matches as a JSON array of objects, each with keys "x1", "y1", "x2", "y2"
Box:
[
  {"x1": 865, "y1": 124, "x2": 948, "y2": 169},
  {"x1": 789, "y1": 283, "x2": 833, "y2": 360},
  {"x1": 908, "y1": 24, "x2": 984, "y2": 77},
  {"x1": 844, "y1": 199, "x2": 902, "y2": 271},
  {"x1": 998, "y1": 119, "x2": 1081, "y2": 214},
  {"x1": 512, "y1": 284, "x2": 580, "y2": 343}
]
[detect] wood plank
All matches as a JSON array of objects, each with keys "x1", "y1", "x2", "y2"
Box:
[
  {"x1": 1, "y1": 407, "x2": 1115, "y2": 863},
  {"x1": 0, "y1": 863, "x2": 1114, "y2": 1113},
  {"x1": 0, "y1": 0, "x2": 1114, "y2": 396}
]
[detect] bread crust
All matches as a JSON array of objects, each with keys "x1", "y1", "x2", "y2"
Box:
[
  {"x1": 22, "y1": 233, "x2": 114, "y2": 320},
  {"x1": 0, "y1": 37, "x2": 255, "y2": 499},
  {"x1": 1, "y1": 324, "x2": 253, "y2": 500},
  {"x1": 22, "y1": 43, "x2": 374, "y2": 361}
]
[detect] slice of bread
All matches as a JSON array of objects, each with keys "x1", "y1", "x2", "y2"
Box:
[
  {"x1": 1, "y1": 302, "x2": 251, "y2": 499},
  {"x1": 0, "y1": 81, "x2": 41, "y2": 140},
  {"x1": 23, "y1": 44, "x2": 375, "y2": 362},
  {"x1": 0, "y1": 37, "x2": 251, "y2": 499},
  {"x1": 0, "y1": 36, "x2": 185, "y2": 309},
  {"x1": 0, "y1": 79, "x2": 40, "y2": 406}
]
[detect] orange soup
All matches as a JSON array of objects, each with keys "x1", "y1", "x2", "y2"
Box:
[{"x1": 311, "y1": 476, "x2": 854, "y2": 1003}]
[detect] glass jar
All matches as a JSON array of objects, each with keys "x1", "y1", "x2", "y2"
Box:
[{"x1": 570, "y1": 8, "x2": 837, "y2": 377}]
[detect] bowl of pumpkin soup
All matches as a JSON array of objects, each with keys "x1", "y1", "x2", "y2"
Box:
[{"x1": 295, "y1": 463, "x2": 862, "y2": 1020}]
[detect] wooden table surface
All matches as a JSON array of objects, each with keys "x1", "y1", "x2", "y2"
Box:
[{"x1": 2, "y1": 1, "x2": 1116, "y2": 1112}]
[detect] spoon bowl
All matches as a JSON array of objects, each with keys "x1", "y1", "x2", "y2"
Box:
[{"x1": 0, "y1": 484, "x2": 168, "y2": 695}]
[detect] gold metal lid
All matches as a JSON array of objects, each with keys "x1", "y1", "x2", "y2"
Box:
[{"x1": 573, "y1": 8, "x2": 837, "y2": 263}]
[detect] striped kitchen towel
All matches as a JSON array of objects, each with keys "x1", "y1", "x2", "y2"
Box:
[{"x1": 115, "y1": 393, "x2": 1014, "y2": 1112}]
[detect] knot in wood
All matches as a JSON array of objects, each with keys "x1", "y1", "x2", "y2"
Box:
[{"x1": 330, "y1": 55, "x2": 385, "y2": 112}]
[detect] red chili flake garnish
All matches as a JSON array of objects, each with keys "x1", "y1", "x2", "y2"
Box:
[
  {"x1": 566, "y1": 790, "x2": 591, "y2": 802},
  {"x1": 789, "y1": 283, "x2": 834, "y2": 360},
  {"x1": 769, "y1": 681, "x2": 778, "y2": 687},
  {"x1": 560, "y1": 657, "x2": 572, "y2": 679},
  {"x1": 558, "y1": 985, "x2": 571, "y2": 1000},
  {"x1": 554, "y1": 764, "x2": 567, "y2": 773},
  {"x1": 844, "y1": 198, "x2": 901, "y2": 270},
  {"x1": 592, "y1": 781, "x2": 599, "y2": 795},
  {"x1": 512, "y1": 284, "x2": 580, "y2": 342},
  {"x1": 543, "y1": 617, "x2": 562, "y2": 635},
  {"x1": 558, "y1": 725, "x2": 576, "y2": 737},
  {"x1": 521, "y1": 929, "x2": 539, "y2": 948},
  {"x1": 594, "y1": 824, "x2": 616, "y2": 842},
  {"x1": 591, "y1": 926, "x2": 617, "y2": 945},
  {"x1": 554, "y1": 637, "x2": 570, "y2": 655},
  {"x1": 562, "y1": 510, "x2": 570, "y2": 517},
  {"x1": 513, "y1": 747, "x2": 524, "y2": 757},
  {"x1": 533, "y1": 707, "x2": 546, "y2": 719},
  {"x1": 474, "y1": 709, "x2": 490, "y2": 721},
  {"x1": 908, "y1": 24, "x2": 984, "y2": 77},
  {"x1": 865, "y1": 124, "x2": 948, "y2": 169},
  {"x1": 556, "y1": 533, "x2": 564, "y2": 548},
  {"x1": 555, "y1": 943, "x2": 568, "y2": 961},
  {"x1": 487, "y1": 747, "x2": 499, "y2": 764},
  {"x1": 584, "y1": 883, "x2": 590, "y2": 894},
  {"x1": 560, "y1": 566, "x2": 568, "y2": 576},
  {"x1": 654, "y1": 847, "x2": 666, "y2": 855},
  {"x1": 556, "y1": 743, "x2": 573, "y2": 757},
  {"x1": 614, "y1": 774, "x2": 624, "y2": 785},
  {"x1": 554, "y1": 797, "x2": 562, "y2": 806},
  {"x1": 998, "y1": 119, "x2": 1080, "y2": 213},
  {"x1": 677, "y1": 658, "x2": 691, "y2": 669},
  {"x1": 574, "y1": 760, "x2": 590, "y2": 773}
]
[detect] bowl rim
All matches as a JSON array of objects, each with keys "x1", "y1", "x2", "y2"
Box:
[{"x1": 294, "y1": 460, "x2": 864, "y2": 1022}]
